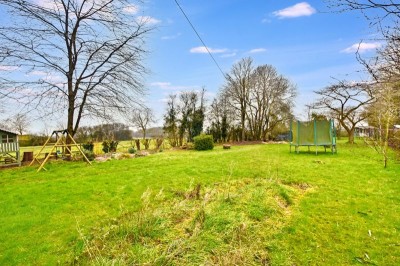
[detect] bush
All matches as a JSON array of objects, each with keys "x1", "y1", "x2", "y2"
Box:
[
  {"x1": 141, "y1": 139, "x2": 150, "y2": 150},
  {"x1": 186, "y1": 142, "x2": 195, "y2": 150},
  {"x1": 82, "y1": 142, "x2": 94, "y2": 152},
  {"x1": 83, "y1": 150, "x2": 95, "y2": 161},
  {"x1": 193, "y1": 135, "x2": 214, "y2": 151},
  {"x1": 102, "y1": 140, "x2": 119, "y2": 153},
  {"x1": 128, "y1": 147, "x2": 136, "y2": 154},
  {"x1": 155, "y1": 138, "x2": 164, "y2": 150}
]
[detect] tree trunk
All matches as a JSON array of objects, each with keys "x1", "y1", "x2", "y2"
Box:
[
  {"x1": 241, "y1": 110, "x2": 246, "y2": 141},
  {"x1": 348, "y1": 129, "x2": 355, "y2": 144},
  {"x1": 65, "y1": 93, "x2": 75, "y2": 159},
  {"x1": 135, "y1": 139, "x2": 141, "y2": 151}
]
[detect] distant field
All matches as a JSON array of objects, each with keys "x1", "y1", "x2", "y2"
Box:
[
  {"x1": 20, "y1": 139, "x2": 166, "y2": 159},
  {"x1": 1, "y1": 142, "x2": 399, "y2": 265}
]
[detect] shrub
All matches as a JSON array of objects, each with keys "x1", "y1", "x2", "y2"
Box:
[
  {"x1": 186, "y1": 142, "x2": 195, "y2": 150},
  {"x1": 102, "y1": 140, "x2": 119, "y2": 153},
  {"x1": 82, "y1": 142, "x2": 94, "y2": 152},
  {"x1": 141, "y1": 139, "x2": 150, "y2": 150},
  {"x1": 83, "y1": 150, "x2": 95, "y2": 161},
  {"x1": 134, "y1": 139, "x2": 141, "y2": 151},
  {"x1": 193, "y1": 134, "x2": 214, "y2": 151},
  {"x1": 128, "y1": 147, "x2": 136, "y2": 154},
  {"x1": 155, "y1": 138, "x2": 164, "y2": 150}
]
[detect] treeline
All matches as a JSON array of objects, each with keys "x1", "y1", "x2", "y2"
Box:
[
  {"x1": 163, "y1": 57, "x2": 296, "y2": 145},
  {"x1": 163, "y1": 89, "x2": 206, "y2": 147},
  {"x1": 19, "y1": 123, "x2": 133, "y2": 147},
  {"x1": 74, "y1": 123, "x2": 132, "y2": 143}
]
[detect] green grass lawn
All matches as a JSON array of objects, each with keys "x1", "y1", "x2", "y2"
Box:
[{"x1": 1, "y1": 142, "x2": 399, "y2": 265}]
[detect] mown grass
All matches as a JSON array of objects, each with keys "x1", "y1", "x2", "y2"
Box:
[{"x1": 0, "y1": 142, "x2": 399, "y2": 265}]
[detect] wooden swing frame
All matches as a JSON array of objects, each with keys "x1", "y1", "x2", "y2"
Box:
[{"x1": 29, "y1": 130, "x2": 91, "y2": 172}]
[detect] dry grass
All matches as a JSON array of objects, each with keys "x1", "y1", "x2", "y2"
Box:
[{"x1": 75, "y1": 177, "x2": 310, "y2": 265}]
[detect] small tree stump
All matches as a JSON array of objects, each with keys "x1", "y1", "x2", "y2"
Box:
[{"x1": 223, "y1": 144, "x2": 231, "y2": 149}]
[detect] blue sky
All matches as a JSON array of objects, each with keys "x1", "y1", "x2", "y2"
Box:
[
  {"x1": 0, "y1": 0, "x2": 384, "y2": 132},
  {"x1": 140, "y1": 0, "x2": 380, "y2": 124}
]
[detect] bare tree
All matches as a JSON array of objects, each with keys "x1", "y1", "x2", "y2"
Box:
[
  {"x1": 329, "y1": 0, "x2": 400, "y2": 83},
  {"x1": 10, "y1": 113, "x2": 30, "y2": 135},
  {"x1": 223, "y1": 57, "x2": 253, "y2": 141},
  {"x1": 131, "y1": 108, "x2": 154, "y2": 140},
  {"x1": 365, "y1": 82, "x2": 400, "y2": 167},
  {"x1": 329, "y1": 0, "x2": 400, "y2": 21},
  {"x1": 163, "y1": 94, "x2": 179, "y2": 147},
  {"x1": 362, "y1": 33, "x2": 400, "y2": 84},
  {"x1": 208, "y1": 95, "x2": 233, "y2": 143},
  {"x1": 0, "y1": 0, "x2": 152, "y2": 138},
  {"x1": 313, "y1": 81, "x2": 375, "y2": 144},
  {"x1": 328, "y1": 0, "x2": 400, "y2": 35},
  {"x1": 247, "y1": 65, "x2": 296, "y2": 141}
]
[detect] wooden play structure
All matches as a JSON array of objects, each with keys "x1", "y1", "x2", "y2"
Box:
[
  {"x1": 0, "y1": 128, "x2": 21, "y2": 167},
  {"x1": 290, "y1": 119, "x2": 337, "y2": 154},
  {"x1": 29, "y1": 129, "x2": 91, "y2": 172}
]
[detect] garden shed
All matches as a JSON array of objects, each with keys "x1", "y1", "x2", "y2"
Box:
[{"x1": 0, "y1": 128, "x2": 21, "y2": 166}]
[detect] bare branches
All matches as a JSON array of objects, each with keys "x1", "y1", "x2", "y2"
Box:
[
  {"x1": 0, "y1": 0, "x2": 151, "y2": 136},
  {"x1": 221, "y1": 58, "x2": 296, "y2": 141},
  {"x1": 313, "y1": 80, "x2": 375, "y2": 143},
  {"x1": 329, "y1": 0, "x2": 400, "y2": 23},
  {"x1": 130, "y1": 107, "x2": 155, "y2": 139},
  {"x1": 223, "y1": 57, "x2": 254, "y2": 141}
]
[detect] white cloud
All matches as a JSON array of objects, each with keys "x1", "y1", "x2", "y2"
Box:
[
  {"x1": 159, "y1": 98, "x2": 170, "y2": 103},
  {"x1": 161, "y1": 33, "x2": 182, "y2": 40},
  {"x1": 150, "y1": 82, "x2": 172, "y2": 89},
  {"x1": 123, "y1": 4, "x2": 139, "y2": 14},
  {"x1": 28, "y1": 70, "x2": 48, "y2": 76},
  {"x1": 341, "y1": 42, "x2": 381, "y2": 53},
  {"x1": 0, "y1": 65, "x2": 18, "y2": 71},
  {"x1": 35, "y1": 0, "x2": 62, "y2": 10},
  {"x1": 150, "y1": 82, "x2": 199, "y2": 91},
  {"x1": 136, "y1": 16, "x2": 161, "y2": 25},
  {"x1": 190, "y1": 46, "x2": 227, "y2": 54},
  {"x1": 220, "y1": 52, "x2": 237, "y2": 58},
  {"x1": 249, "y1": 48, "x2": 267, "y2": 54},
  {"x1": 273, "y1": 2, "x2": 316, "y2": 19}
]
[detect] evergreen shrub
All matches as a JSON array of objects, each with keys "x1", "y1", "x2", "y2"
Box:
[
  {"x1": 82, "y1": 142, "x2": 94, "y2": 152},
  {"x1": 128, "y1": 147, "x2": 136, "y2": 154},
  {"x1": 193, "y1": 134, "x2": 214, "y2": 151}
]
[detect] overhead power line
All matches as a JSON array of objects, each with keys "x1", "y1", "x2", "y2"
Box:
[{"x1": 173, "y1": 0, "x2": 226, "y2": 77}]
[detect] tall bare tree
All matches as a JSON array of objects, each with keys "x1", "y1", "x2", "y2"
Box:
[
  {"x1": 365, "y1": 82, "x2": 400, "y2": 167},
  {"x1": 247, "y1": 65, "x2": 296, "y2": 141},
  {"x1": 208, "y1": 94, "x2": 232, "y2": 143},
  {"x1": 363, "y1": 33, "x2": 400, "y2": 84},
  {"x1": 163, "y1": 94, "x2": 179, "y2": 147},
  {"x1": 10, "y1": 113, "x2": 30, "y2": 135},
  {"x1": 329, "y1": 0, "x2": 400, "y2": 21},
  {"x1": 131, "y1": 108, "x2": 154, "y2": 140},
  {"x1": 329, "y1": 0, "x2": 400, "y2": 84},
  {"x1": 0, "y1": 0, "x2": 152, "y2": 138},
  {"x1": 313, "y1": 81, "x2": 375, "y2": 144},
  {"x1": 223, "y1": 57, "x2": 253, "y2": 141}
]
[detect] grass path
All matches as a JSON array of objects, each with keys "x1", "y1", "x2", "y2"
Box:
[{"x1": 0, "y1": 143, "x2": 399, "y2": 265}]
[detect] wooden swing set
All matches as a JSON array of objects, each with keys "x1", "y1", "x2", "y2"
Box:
[{"x1": 29, "y1": 130, "x2": 91, "y2": 172}]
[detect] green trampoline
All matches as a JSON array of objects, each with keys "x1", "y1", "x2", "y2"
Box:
[{"x1": 290, "y1": 119, "x2": 337, "y2": 154}]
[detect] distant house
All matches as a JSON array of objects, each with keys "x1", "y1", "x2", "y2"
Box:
[
  {"x1": 355, "y1": 123, "x2": 375, "y2": 138},
  {"x1": 0, "y1": 128, "x2": 21, "y2": 166}
]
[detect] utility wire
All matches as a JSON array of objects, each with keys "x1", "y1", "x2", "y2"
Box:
[{"x1": 173, "y1": 0, "x2": 226, "y2": 78}]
